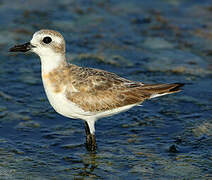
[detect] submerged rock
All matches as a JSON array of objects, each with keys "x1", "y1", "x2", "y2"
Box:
[{"x1": 168, "y1": 144, "x2": 179, "y2": 153}]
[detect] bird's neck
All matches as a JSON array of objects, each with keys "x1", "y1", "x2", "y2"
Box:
[{"x1": 40, "y1": 53, "x2": 67, "y2": 75}]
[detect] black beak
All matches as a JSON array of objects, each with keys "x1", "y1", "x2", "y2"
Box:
[{"x1": 9, "y1": 42, "x2": 35, "y2": 52}]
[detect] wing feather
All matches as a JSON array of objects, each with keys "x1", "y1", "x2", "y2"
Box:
[
  {"x1": 66, "y1": 65, "x2": 146, "y2": 112},
  {"x1": 65, "y1": 65, "x2": 183, "y2": 112}
]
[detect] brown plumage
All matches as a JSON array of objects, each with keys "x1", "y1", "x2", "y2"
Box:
[{"x1": 43, "y1": 63, "x2": 184, "y2": 112}]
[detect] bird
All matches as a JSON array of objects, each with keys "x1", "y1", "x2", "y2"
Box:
[{"x1": 9, "y1": 29, "x2": 184, "y2": 151}]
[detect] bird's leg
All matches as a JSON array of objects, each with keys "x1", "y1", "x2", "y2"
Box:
[{"x1": 84, "y1": 121, "x2": 97, "y2": 151}]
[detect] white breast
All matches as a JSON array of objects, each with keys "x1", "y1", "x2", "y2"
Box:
[
  {"x1": 41, "y1": 75, "x2": 139, "y2": 122},
  {"x1": 42, "y1": 77, "x2": 89, "y2": 119}
]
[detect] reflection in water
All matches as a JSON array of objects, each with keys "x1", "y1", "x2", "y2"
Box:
[
  {"x1": 79, "y1": 153, "x2": 99, "y2": 177},
  {"x1": 64, "y1": 151, "x2": 100, "y2": 178}
]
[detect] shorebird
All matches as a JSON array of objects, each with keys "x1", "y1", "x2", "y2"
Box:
[{"x1": 10, "y1": 29, "x2": 184, "y2": 151}]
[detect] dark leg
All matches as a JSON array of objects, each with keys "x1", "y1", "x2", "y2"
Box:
[{"x1": 84, "y1": 121, "x2": 97, "y2": 151}]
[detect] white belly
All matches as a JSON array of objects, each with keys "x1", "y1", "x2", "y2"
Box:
[{"x1": 42, "y1": 77, "x2": 138, "y2": 121}]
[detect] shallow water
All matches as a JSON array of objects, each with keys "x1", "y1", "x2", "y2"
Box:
[{"x1": 0, "y1": 0, "x2": 212, "y2": 179}]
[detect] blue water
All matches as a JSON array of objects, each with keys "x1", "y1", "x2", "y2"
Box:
[{"x1": 0, "y1": 0, "x2": 211, "y2": 179}]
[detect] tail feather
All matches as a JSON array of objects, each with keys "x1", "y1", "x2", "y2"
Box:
[
  {"x1": 168, "y1": 83, "x2": 184, "y2": 92},
  {"x1": 141, "y1": 83, "x2": 184, "y2": 99}
]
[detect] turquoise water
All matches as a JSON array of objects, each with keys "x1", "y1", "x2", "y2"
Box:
[{"x1": 0, "y1": 0, "x2": 212, "y2": 179}]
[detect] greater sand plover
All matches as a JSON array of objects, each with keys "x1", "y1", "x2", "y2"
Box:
[{"x1": 10, "y1": 29, "x2": 184, "y2": 151}]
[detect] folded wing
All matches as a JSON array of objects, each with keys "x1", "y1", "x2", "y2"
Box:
[{"x1": 66, "y1": 66, "x2": 183, "y2": 112}]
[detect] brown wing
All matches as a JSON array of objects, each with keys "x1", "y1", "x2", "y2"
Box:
[
  {"x1": 65, "y1": 66, "x2": 148, "y2": 112},
  {"x1": 66, "y1": 65, "x2": 184, "y2": 112}
]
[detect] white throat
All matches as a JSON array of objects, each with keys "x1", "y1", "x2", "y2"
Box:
[{"x1": 40, "y1": 53, "x2": 66, "y2": 74}]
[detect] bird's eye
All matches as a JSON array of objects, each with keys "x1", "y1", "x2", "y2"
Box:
[{"x1": 43, "y1": 36, "x2": 52, "y2": 44}]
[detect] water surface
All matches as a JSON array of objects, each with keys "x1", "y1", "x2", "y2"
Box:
[{"x1": 0, "y1": 0, "x2": 212, "y2": 179}]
